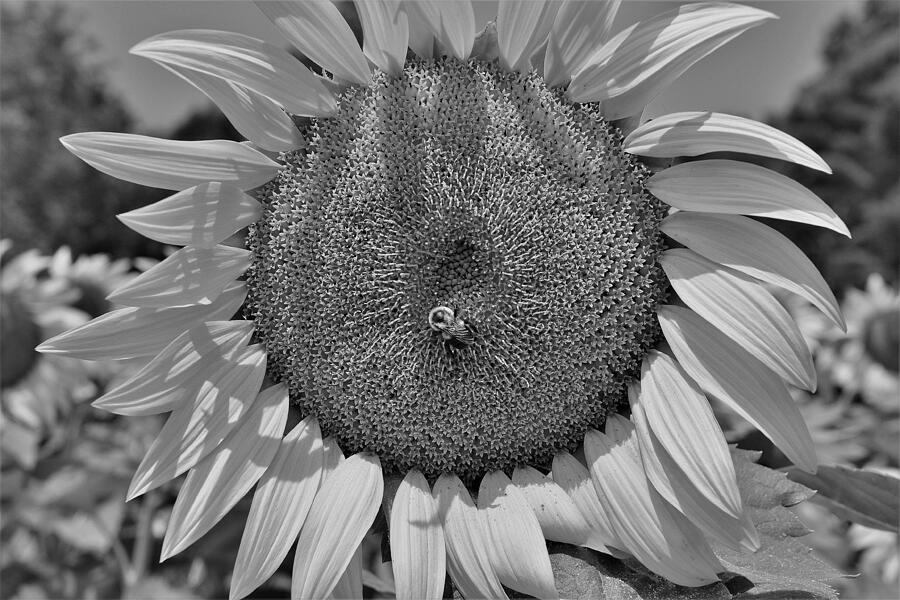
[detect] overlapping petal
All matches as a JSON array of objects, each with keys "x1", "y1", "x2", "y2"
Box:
[
  {"x1": 647, "y1": 159, "x2": 851, "y2": 236},
  {"x1": 117, "y1": 182, "x2": 262, "y2": 249},
  {"x1": 568, "y1": 3, "x2": 774, "y2": 118},
  {"x1": 390, "y1": 470, "x2": 446, "y2": 600},
  {"x1": 291, "y1": 453, "x2": 383, "y2": 600},
  {"x1": 544, "y1": 0, "x2": 621, "y2": 87},
  {"x1": 60, "y1": 133, "x2": 280, "y2": 191},
  {"x1": 37, "y1": 281, "x2": 247, "y2": 361},
  {"x1": 551, "y1": 451, "x2": 621, "y2": 550},
  {"x1": 584, "y1": 420, "x2": 722, "y2": 587},
  {"x1": 162, "y1": 65, "x2": 303, "y2": 152},
  {"x1": 126, "y1": 344, "x2": 267, "y2": 500},
  {"x1": 512, "y1": 465, "x2": 605, "y2": 552},
  {"x1": 406, "y1": 1, "x2": 475, "y2": 61},
  {"x1": 406, "y1": 4, "x2": 436, "y2": 59},
  {"x1": 478, "y1": 471, "x2": 559, "y2": 599},
  {"x1": 433, "y1": 474, "x2": 508, "y2": 600},
  {"x1": 661, "y1": 212, "x2": 845, "y2": 330},
  {"x1": 660, "y1": 248, "x2": 816, "y2": 390},
  {"x1": 321, "y1": 436, "x2": 345, "y2": 474},
  {"x1": 629, "y1": 385, "x2": 759, "y2": 552},
  {"x1": 330, "y1": 546, "x2": 363, "y2": 600},
  {"x1": 623, "y1": 111, "x2": 831, "y2": 173},
  {"x1": 161, "y1": 385, "x2": 288, "y2": 560},
  {"x1": 355, "y1": 0, "x2": 409, "y2": 74},
  {"x1": 131, "y1": 29, "x2": 336, "y2": 117},
  {"x1": 230, "y1": 417, "x2": 325, "y2": 600},
  {"x1": 497, "y1": 0, "x2": 559, "y2": 73},
  {"x1": 658, "y1": 305, "x2": 818, "y2": 473},
  {"x1": 256, "y1": 1, "x2": 371, "y2": 85},
  {"x1": 93, "y1": 320, "x2": 254, "y2": 416},
  {"x1": 107, "y1": 245, "x2": 251, "y2": 308},
  {"x1": 637, "y1": 353, "x2": 743, "y2": 516}
]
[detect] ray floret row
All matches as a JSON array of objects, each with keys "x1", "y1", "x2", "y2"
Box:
[{"x1": 40, "y1": 1, "x2": 847, "y2": 597}]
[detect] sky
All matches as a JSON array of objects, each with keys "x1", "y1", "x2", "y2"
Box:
[{"x1": 56, "y1": 0, "x2": 864, "y2": 132}]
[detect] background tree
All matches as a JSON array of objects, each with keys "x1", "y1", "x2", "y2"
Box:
[
  {"x1": 765, "y1": 0, "x2": 899, "y2": 293},
  {"x1": 0, "y1": 3, "x2": 162, "y2": 258}
]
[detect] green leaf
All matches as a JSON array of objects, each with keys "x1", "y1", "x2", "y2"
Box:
[
  {"x1": 549, "y1": 544, "x2": 731, "y2": 600},
  {"x1": 541, "y1": 450, "x2": 848, "y2": 598},
  {"x1": 127, "y1": 576, "x2": 203, "y2": 600},
  {"x1": 49, "y1": 497, "x2": 125, "y2": 553},
  {"x1": 787, "y1": 465, "x2": 900, "y2": 532},
  {"x1": 712, "y1": 449, "x2": 845, "y2": 599}
]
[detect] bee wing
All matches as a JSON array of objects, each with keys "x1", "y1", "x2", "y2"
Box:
[{"x1": 447, "y1": 320, "x2": 475, "y2": 345}]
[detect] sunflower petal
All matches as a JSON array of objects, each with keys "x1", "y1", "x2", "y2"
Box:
[
  {"x1": 477, "y1": 471, "x2": 559, "y2": 599},
  {"x1": 406, "y1": 1, "x2": 475, "y2": 61},
  {"x1": 623, "y1": 111, "x2": 831, "y2": 173},
  {"x1": 638, "y1": 353, "x2": 743, "y2": 516},
  {"x1": 543, "y1": 0, "x2": 621, "y2": 87},
  {"x1": 658, "y1": 305, "x2": 818, "y2": 473},
  {"x1": 568, "y1": 3, "x2": 774, "y2": 118},
  {"x1": 161, "y1": 384, "x2": 288, "y2": 560},
  {"x1": 163, "y1": 64, "x2": 304, "y2": 151},
  {"x1": 94, "y1": 320, "x2": 254, "y2": 416},
  {"x1": 660, "y1": 248, "x2": 816, "y2": 391},
  {"x1": 37, "y1": 282, "x2": 247, "y2": 361},
  {"x1": 406, "y1": 5, "x2": 435, "y2": 59},
  {"x1": 118, "y1": 183, "x2": 262, "y2": 249},
  {"x1": 60, "y1": 133, "x2": 280, "y2": 191},
  {"x1": 661, "y1": 212, "x2": 845, "y2": 330},
  {"x1": 330, "y1": 545, "x2": 363, "y2": 600},
  {"x1": 321, "y1": 436, "x2": 345, "y2": 474},
  {"x1": 291, "y1": 453, "x2": 383, "y2": 600},
  {"x1": 390, "y1": 470, "x2": 446, "y2": 600},
  {"x1": 256, "y1": 1, "x2": 371, "y2": 85},
  {"x1": 551, "y1": 452, "x2": 620, "y2": 550},
  {"x1": 606, "y1": 416, "x2": 733, "y2": 560},
  {"x1": 584, "y1": 421, "x2": 722, "y2": 587},
  {"x1": 647, "y1": 159, "x2": 850, "y2": 237},
  {"x1": 497, "y1": 0, "x2": 559, "y2": 73},
  {"x1": 126, "y1": 344, "x2": 267, "y2": 500},
  {"x1": 355, "y1": 0, "x2": 409, "y2": 74},
  {"x1": 433, "y1": 473, "x2": 508, "y2": 600},
  {"x1": 230, "y1": 417, "x2": 324, "y2": 600},
  {"x1": 107, "y1": 245, "x2": 251, "y2": 308},
  {"x1": 629, "y1": 384, "x2": 759, "y2": 552},
  {"x1": 131, "y1": 29, "x2": 336, "y2": 117},
  {"x1": 512, "y1": 465, "x2": 605, "y2": 552}
]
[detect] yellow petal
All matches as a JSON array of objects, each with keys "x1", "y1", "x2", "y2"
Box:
[
  {"x1": 390, "y1": 470, "x2": 446, "y2": 600},
  {"x1": 291, "y1": 453, "x2": 383, "y2": 599},
  {"x1": 433, "y1": 473, "x2": 508, "y2": 600},
  {"x1": 478, "y1": 471, "x2": 559, "y2": 599}
]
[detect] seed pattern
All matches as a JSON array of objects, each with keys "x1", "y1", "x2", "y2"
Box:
[{"x1": 245, "y1": 58, "x2": 668, "y2": 480}]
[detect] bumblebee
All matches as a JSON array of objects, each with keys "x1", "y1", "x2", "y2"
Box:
[{"x1": 428, "y1": 306, "x2": 476, "y2": 347}]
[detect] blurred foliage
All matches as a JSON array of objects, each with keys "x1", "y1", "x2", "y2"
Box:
[
  {"x1": 730, "y1": 274, "x2": 899, "y2": 600},
  {"x1": 0, "y1": 2, "x2": 164, "y2": 259},
  {"x1": 764, "y1": 0, "x2": 900, "y2": 294}
]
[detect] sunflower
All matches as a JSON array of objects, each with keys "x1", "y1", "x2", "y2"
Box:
[
  {"x1": 40, "y1": 1, "x2": 850, "y2": 597},
  {"x1": 1, "y1": 242, "x2": 93, "y2": 468}
]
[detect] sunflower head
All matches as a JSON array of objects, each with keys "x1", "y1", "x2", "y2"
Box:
[
  {"x1": 0, "y1": 243, "x2": 73, "y2": 389},
  {"x1": 40, "y1": 1, "x2": 850, "y2": 597},
  {"x1": 245, "y1": 54, "x2": 667, "y2": 479},
  {"x1": 1, "y1": 291, "x2": 41, "y2": 388}
]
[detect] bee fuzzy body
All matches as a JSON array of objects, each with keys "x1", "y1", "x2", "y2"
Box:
[{"x1": 428, "y1": 306, "x2": 476, "y2": 347}]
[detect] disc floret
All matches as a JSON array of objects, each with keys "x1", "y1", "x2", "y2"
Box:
[{"x1": 246, "y1": 58, "x2": 668, "y2": 480}]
